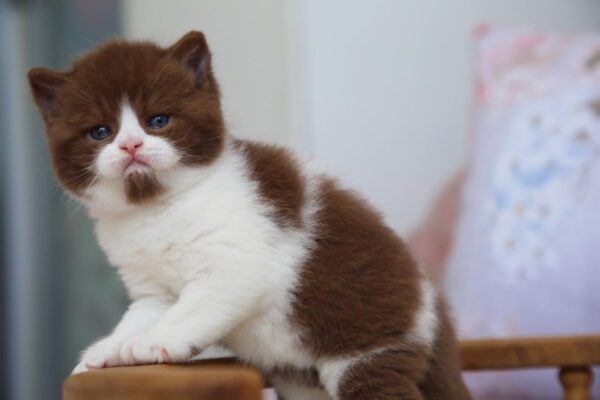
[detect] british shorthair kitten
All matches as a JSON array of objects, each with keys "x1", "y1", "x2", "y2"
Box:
[{"x1": 28, "y1": 31, "x2": 471, "y2": 400}]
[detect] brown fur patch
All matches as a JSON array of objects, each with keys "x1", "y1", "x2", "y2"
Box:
[
  {"x1": 234, "y1": 140, "x2": 305, "y2": 229},
  {"x1": 28, "y1": 31, "x2": 224, "y2": 201},
  {"x1": 124, "y1": 172, "x2": 164, "y2": 204},
  {"x1": 291, "y1": 177, "x2": 422, "y2": 356}
]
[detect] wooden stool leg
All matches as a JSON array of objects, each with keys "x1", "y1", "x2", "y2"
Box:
[{"x1": 559, "y1": 366, "x2": 593, "y2": 400}]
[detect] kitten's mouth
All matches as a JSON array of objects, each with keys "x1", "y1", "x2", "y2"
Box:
[{"x1": 123, "y1": 157, "x2": 150, "y2": 175}]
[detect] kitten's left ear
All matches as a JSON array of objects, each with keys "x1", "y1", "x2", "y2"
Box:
[
  {"x1": 168, "y1": 31, "x2": 213, "y2": 87},
  {"x1": 27, "y1": 68, "x2": 69, "y2": 122}
]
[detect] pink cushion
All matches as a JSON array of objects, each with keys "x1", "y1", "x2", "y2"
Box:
[{"x1": 440, "y1": 25, "x2": 600, "y2": 398}]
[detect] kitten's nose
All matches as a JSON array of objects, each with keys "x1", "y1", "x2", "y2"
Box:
[{"x1": 119, "y1": 138, "x2": 143, "y2": 155}]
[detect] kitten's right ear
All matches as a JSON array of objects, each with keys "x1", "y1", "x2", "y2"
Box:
[
  {"x1": 27, "y1": 67, "x2": 68, "y2": 121},
  {"x1": 168, "y1": 31, "x2": 213, "y2": 88}
]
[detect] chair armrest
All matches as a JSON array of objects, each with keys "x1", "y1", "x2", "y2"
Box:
[{"x1": 459, "y1": 335, "x2": 600, "y2": 370}]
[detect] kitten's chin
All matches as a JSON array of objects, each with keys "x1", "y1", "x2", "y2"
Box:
[
  {"x1": 123, "y1": 159, "x2": 151, "y2": 176},
  {"x1": 124, "y1": 171, "x2": 164, "y2": 204}
]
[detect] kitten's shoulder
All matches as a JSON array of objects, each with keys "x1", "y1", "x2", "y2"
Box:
[{"x1": 233, "y1": 139, "x2": 307, "y2": 229}]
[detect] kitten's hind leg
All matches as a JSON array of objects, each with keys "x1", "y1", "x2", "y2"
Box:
[{"x1": 320, "y1": 345, "x2": 428, "y2": 400}]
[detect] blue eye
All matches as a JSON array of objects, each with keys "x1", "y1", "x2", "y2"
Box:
[
  {"x1": 147, "y1": 114, "x2": 170, "y2": 129},
  {"x1": 89, "y1": 125, "x2": 112, "y2": 140}
]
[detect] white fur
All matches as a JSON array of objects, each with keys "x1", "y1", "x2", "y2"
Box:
[
  {"x1": 318, "y1": 357, "x2": 355, "y2": 400},
  {"x1": 408, "y1": 279, "x2": 438, "y2": 346},
  {"x1": 93, "y1": 144, "x2": 318, "y2": 368}
]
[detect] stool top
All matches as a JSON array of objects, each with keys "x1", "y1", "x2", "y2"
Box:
[{"x1": 63, "y1": 361, "x2": 264, "y2": 400}]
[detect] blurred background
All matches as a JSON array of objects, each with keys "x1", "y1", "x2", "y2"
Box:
[{"x1": 3, "y1": 1, "x2": 600, "y2": 399}]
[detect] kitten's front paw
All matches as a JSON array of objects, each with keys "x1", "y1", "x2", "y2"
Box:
[
  {"x1": 79, "y1": 337, "x2": 123, "y2": 371},
  {"x1": 119, "y1": 332, "x2": 196, "y2": 365},
  {"x1": 71, "y1": 361, "x2": 89, "y2": 375}
]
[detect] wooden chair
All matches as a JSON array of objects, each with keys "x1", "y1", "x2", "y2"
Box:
[
  {"x1": 460, "y1": 335, "x2": 600, "y2": 400},
  {"x1": 64, "y1": 335, "x2": 600, "y2": 400}
]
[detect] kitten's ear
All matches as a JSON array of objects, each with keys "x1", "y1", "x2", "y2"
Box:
[
  {"x1": 27, "y1": 68, "x2": 68, "y2": 121},
  {"x1": 168, "y1": 31, "x2": 213, "y2": 87}
]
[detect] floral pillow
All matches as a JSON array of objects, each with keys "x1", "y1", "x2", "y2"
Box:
[{"x1": 443, "y1": 25, "x2": 600, "y2": 399}]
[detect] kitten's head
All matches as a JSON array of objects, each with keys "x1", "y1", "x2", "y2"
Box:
[{"x1": 28, "y1": 31, "x2": 224, "y2": 208}]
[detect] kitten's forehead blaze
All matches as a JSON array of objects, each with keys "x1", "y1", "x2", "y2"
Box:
[{"x1": 40, "y1": 38, "x2": 225, "y2": 199}]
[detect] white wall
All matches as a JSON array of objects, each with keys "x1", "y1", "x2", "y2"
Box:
[
  {"x1": 123, "y1": 0, "x2": 600, "y2": 234},
  {"x1": 302, "y1": 0, "x2": 600, "y2": 234}
]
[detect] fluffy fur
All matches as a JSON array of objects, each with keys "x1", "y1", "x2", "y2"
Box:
[{"x1": 28, "y1": 31, "x2": 471, "y2": 399}]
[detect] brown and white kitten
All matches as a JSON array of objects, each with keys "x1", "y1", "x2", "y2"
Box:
[{"x1": 28, "y1": 31, "x2": 471, "y2": 400}]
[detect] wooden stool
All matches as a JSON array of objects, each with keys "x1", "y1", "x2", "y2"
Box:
[{"x1": 63, "y1": 361, "x2": 263, "y2": 400}]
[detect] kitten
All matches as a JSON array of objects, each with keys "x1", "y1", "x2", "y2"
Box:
[{"x1": 28, "y1": 31, "x2": 471, "y2": 400}]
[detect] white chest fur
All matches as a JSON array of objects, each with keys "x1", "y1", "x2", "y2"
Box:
[{"x1": 90, "y1": 147, "x2": 317, "y2": 368}]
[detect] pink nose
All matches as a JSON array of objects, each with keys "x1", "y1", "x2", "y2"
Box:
[{"x1": 119, "y1": 138, "x2": 143, "y2": 155}]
